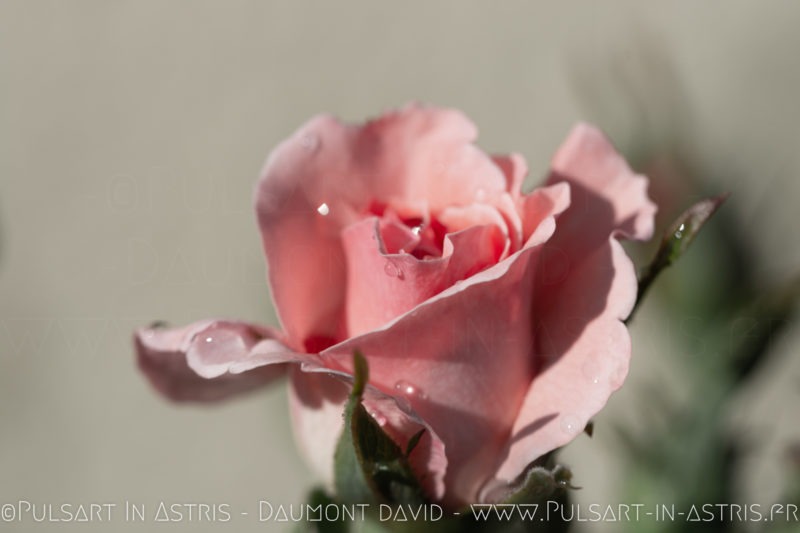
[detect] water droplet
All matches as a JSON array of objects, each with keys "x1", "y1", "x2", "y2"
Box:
[
  {"x1": 316, "y1": 202, "x2": 330, "y2": 216},
  {"x1": 674, "y1": 223, "x2": 686, "y2": 239},
  {"x1": 300, "y1": 132, "x2": 320, "y2": 152},
  {"x1": 560, "y1": 414, "x2": 581, "y2": 435},
  {"x1": 192, "y1": 329, "x2": 246, "y2": 364},
  {"x1": 383, "y1": 261, "x2": 404, "y2": 279},
  {"x1": 394, "y1": 380, "x2": 427, "y2": 399},
  {"x1": 581, "y1": 358, "x2": 603, "y2": 385},
  {"x1": 369, "y1": 411, "x2": 387, "y2": 426},
  {"x1": 411, "y1": 224, "x2": 423, "y2": 236}
]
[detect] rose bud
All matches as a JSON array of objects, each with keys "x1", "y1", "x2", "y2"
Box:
[{"x1": 134, "y1": 104, "x2": 656, "y2": 507}]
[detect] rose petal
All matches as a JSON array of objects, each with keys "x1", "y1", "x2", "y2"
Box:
[
  {"x1": 255, "y1": 104, "x2": 512, "y2": 349},
  {"x1": 288, "y1": 364, "x2": 448, "y2": 501},
  {"x1": 492, "y1": 153, "x2": 528, "y2": 199},
  {"x1": 134, "y1": 320, "x2": 296, "y2": 402},
  {"x1": 519, "y1": 182, "x2": 571, "y2": 246},
  {"x1": 488, "y1": 124, "x2": 657, "y2": 493},
  {"x1": 321, "y1": 188, "x2": 568, "y2": 505},
  {"x1": 548, "y1": 123, "x2": 657, "y2": 242},
  {"x1": 342, "y1": 217, "x2": 505, "y2": 337}
]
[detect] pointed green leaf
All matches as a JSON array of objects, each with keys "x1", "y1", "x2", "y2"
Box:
[
  {"x1": 334, "y1": 351, "x2": 428, "y2": 507},
  {"x1": 490, "y1": 464, "x2": 576, "y2": 505},
  {"x1": 629, "y1": 193, "x2": 728, "y2": 322}
]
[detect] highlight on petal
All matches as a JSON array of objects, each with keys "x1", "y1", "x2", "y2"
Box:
[{"x1": 134, "y1": 320, "x2": 294, "y2": 403}]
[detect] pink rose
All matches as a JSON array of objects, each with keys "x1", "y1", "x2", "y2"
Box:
[{"x1": 135, "y1": 104, "x2": 656, "y2": 507}]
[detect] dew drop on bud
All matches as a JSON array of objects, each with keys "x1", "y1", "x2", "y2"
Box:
[{"x1": 316, "y1": 203, "x2": 330, "y2": 216}]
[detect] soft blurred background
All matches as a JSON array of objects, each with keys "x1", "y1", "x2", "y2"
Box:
[{"x1": 1, "y1": 1, "x2": 799, "y2": 532}]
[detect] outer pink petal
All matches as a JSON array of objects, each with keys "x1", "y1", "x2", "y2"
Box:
[
  {"x1": 288, "y1": 365, "x2": 448, "y2": 501},
  {"x1": 319, "y1": 192, "x2": 569, "y2": 506},
  {"x1": 547, "y1": 123, "x2": 656, "y2": 242},
  {"x1": 254, "y1": 104, "x2": 511, "y2": 349},
  {"x1": 136, "y1": 319, "x2": 449, "y2": 499},
  {"x1": 134, "y1": 320, "x2": 296, "y2": 403},
  {"x1": 489, "y1": 124, "x2": 656, "y2": 494}
]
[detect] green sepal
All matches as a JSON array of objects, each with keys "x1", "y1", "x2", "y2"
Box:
[
  {"x1": 501, "y1": 464, "x2": 577, "y2": 505},
  {"x1": 334, "y1": 351, "x2": 428, "y2": 507}
]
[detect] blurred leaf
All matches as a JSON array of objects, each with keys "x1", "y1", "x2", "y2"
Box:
[
  {"x1": 728, "y1": 274, "x2": 800, "y2": 384},
  {"x1": 294, "y1": 488, "x2": 350, "y2": 533}
]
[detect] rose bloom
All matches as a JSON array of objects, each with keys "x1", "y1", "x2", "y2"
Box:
[{"x1": 135, "y1": 104, "x2": 656, "y2": 507}]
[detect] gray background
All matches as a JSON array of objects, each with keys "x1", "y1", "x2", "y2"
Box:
[{"x1": 2, "y1": 2, "x2": 799, "y2": 531}]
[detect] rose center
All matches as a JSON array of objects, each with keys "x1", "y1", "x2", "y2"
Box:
[{"x1": 367, "y1": 202, "x2": 448, "y2": 260}]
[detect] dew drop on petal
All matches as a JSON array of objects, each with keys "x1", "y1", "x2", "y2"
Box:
[
  {"x1": 384, "y1": 261, "x2": 404, "y2": 279},
  {"x1": 369, "y1": 411, "x2": 387, "y2": 427},
  {"x1": 193, "y1": 329, "x2": 246, "y2": 365},
  {"x1": 560, "y1": 414, "x2": 581, "y2": 435},
  {"x1": 411, "y1": 225, "x2": 423, "y2": 236},
  {"x1": 582, "y1": 358, "x2": 602, "y2": 385},
  {"x1": 316, "y1": 202, "x2": 330, "y2": 216},
  {"x1": 394, "y1": 380, "x2": 427, "y2": 400},
  {"x1": 300, "y1": 132, "x2": 320, "y2": 152}
]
